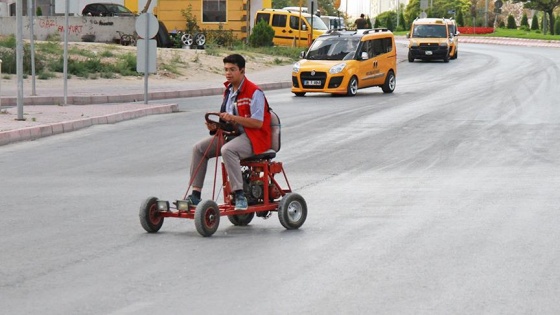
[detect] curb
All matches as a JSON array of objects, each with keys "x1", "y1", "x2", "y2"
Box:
[{"x1": 0, "y1": 104, "x2": 178, "y2": 146}]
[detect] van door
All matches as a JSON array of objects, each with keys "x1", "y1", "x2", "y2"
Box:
[
  {"x1": 357, "y1": 37, "x2": 394, "y2": 88},
  {"x1": 356, "y1": 40, "x2": 376, "y2": 88},
  {"x1": 289, "y1": 15, "x2": 311, "y2": 47},
  {"x1": 270, "y1": 13, "x2": 290, "y2": 46},
  {"x1": 375, "y1": 37, "x2": 396, "y2": 84}
]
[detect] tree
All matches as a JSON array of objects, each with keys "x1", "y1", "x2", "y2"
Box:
[
  {"x1": 513, "y1": 0, "x2": 560, "y2": 35},
  {"x1": 520, "y1": 13, "x2": 529, "y2": 28},
  {"x1": 531, "y1": 12, "x2": 540, "y2": 30},
  {"x1": 456, "y1": 9, "x2": 465, "y2": 26},
  {"x1": 249, "y1": 19, "x2": 274, "y2": 47},
  {"x1": 507, "y1": 14, "x2": 517, "y2": 29}
]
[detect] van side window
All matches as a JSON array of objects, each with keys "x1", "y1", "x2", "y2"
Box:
[
  {"x1": 272, "y1": 14, "x2": 287, "y2": 27},
  {"x1": 256, "y1": 13, "x2": 270, "y2": 25},
  {"x1": 359, "y1": 41, "x2": 371, "y2": 59},
  {"x1": 372, "y1": 39, "x2": 384, "y2": 56},
  {"x1": 289, "y1": 16, "x2": 301, "y2": 30},
  {"x1": 384, "y1": 37, "x2": 393, "y2": 53}
]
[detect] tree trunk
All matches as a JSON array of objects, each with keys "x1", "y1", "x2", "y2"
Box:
[
  {"x1": 141, "y1": 0, "x2": 153, "y2": 14},
  {"x1": 548, "y1": 10, "x2": 555, "y2": 35}
]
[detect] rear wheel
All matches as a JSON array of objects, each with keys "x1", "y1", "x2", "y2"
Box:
[
  {"x1": 346, "y1": 76, "x2": 358, "y2": 96},
  {"x1": 278, "y1": 193, "x2": 307, "y2": 230},
  {"x1": 194, "y1": 200, "x2": 220, "y2": 237},
  {"x1": 228, "y1": 212, "x2": 255, "y2": 226},
  {"x1": 381, "y1": 70, "x2": 396, "y2": 93},
  {"x1": 139, "y1": 197, "x2": 164, "y2": 233}
]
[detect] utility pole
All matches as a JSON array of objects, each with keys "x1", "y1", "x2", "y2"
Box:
[
  {"x1": 28, "y1": 0, "x2": 36, "y2": 96},
  {"x1": 16, "y1": 0, "x2": 24, "y2": 120}
]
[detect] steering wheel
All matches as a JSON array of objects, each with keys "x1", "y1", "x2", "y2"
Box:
[{"x1": 205, "y1": 112, "x2": 239, "y2": 136}]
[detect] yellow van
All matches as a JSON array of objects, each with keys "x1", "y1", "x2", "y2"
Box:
[
  {"x1": 291, "y1": 28, "x2": 397, "y2": 96},
  {"x1": 407, "y1": 18, "x2": 451, "y2": 62},
  {"x1": 255, "y1": 8, "x2": 328, "y2": 47}
]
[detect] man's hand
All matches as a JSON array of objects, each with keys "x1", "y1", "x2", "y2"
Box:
[{"x1": 206, "y1": 122, "x2": 218, "y2": 131}]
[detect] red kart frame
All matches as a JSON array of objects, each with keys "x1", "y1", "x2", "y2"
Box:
[{"x1": 139, "y1": 112, "x2": 307, "y2": 237}]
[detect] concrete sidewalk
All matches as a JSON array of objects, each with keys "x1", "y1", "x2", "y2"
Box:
[{"x1": 0, "y1": 65, "x2": 293, "y2": 146}]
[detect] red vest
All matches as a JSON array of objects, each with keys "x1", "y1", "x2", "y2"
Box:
[{"x1": 223, "y1": 79, "x2": 271, "y2": 154}]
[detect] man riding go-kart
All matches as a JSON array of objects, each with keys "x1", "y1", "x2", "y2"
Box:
[{"x1": 139, "y1": 54, "x2": 307, "y2": 237}]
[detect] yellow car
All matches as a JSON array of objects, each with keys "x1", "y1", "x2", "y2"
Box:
[
  {"x1": 291, "y1": 29, "x2": 397, "y2": 96},
  {"x1": 407, "y1": 18, "x2": 451, "y2": 63}
]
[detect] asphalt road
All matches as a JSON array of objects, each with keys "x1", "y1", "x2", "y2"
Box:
[{"x1": 1, "y1": 43, "x2": 560, "y2": 314}]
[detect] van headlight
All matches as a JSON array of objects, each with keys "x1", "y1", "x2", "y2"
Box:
[
  {"x1": 439, "y1": 42, "x2": 448, "y2": 47},
  {"x1": 409, "y1": 40, "x2": 419, "y2": 48},
  {"x1": 329, "y1": 62, "x2": 346, "y2": 74},
  {"x1": 292, "y1": 62, "x2": 301, "y2": 73}
]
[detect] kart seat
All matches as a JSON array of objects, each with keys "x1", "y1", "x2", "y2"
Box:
[{"x1": 243, "y1": 110, "x2": 281, "y2": 161}]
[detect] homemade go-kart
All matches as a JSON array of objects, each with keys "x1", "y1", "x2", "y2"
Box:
[{"x1": 139, "y1": 111, "x2": 308, "y2": 237}]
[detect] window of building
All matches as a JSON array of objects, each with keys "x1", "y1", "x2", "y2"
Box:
[{"x1": 203, "y1": 0, "x2": 226, "y2": 23}]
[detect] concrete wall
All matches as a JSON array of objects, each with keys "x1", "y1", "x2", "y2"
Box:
[{"x1": 0, "y1": 16, "x2": 136, "y2": 43}]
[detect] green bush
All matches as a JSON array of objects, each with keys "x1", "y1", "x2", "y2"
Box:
[
  {"x1": 507, "y1": 15, "x2": 517, "y2": 29},
  {"x1": 249, "y1": 19, "x2": 274, "y2": 47},
  {"x1": 531, "y1": 14, "x2": 540, "y2": 30},
  {"x1": 520, "y1": 13, "x2": 529, "y2": 28},
  {"x1": 555, "y1": 17, "x2": 560, "y2": 35}
]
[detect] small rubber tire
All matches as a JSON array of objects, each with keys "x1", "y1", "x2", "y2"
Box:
[
  {"x1": 408, "y1": 51, "x2": 414, "y2": 62},
  {"x1": 227, "y1": 212, "x2": 255, "y2": 226},
  {"x1": 443, "y1": 53, "x2": 449, "y2": 63},
  {"x1": 278, "y1": 193, "x2": 307, "y2": 230},
  {"x1": 346, "y1": 76, "x2": 358, "y2": 96},
  {"x1": 194, "y1": 200, "x2": 220, "y2": 237},
  {"x1": 381, "y1": 70, "x2": 396, "y2": 94},
  {"x1": 294, "y1": 92, "x2": 306, "y2": 97},
  {"x1": 139, "y1": 197, "x2": 164, "y2": 233}
]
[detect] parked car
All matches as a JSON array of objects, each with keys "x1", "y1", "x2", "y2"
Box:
[{"x1": 82, "y1": 3, "x2": 135, "y2": 17}]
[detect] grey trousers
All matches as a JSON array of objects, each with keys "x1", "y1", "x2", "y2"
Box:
[{"x1": 190, "y1": 133, "x2": 254, "y2": 192}]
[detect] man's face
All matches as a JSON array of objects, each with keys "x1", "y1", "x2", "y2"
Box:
[{"x1": 224, "y1": 62, "x2": 244, "y2": 85}]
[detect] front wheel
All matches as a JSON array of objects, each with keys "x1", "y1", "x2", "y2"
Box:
[
  {"x1": 381, "y1": 70, "x2": 396, "y2": 93},
  {"x1": 278, "y1": 193, "x2": 307, "y2": 230},
  {"x1": 294, "y1": 92, "x2": 306, "y2": 97},
  {"x1": 194, "y1": 200, "x2": 221, "y2": 237},
  {"x1": 346, "y1": 76, "x2": 358, "y2": 96},
  {"x1": 139, "y1": 197, "x2": 164, "y2": 233},
  {"x1": 408, "y1": 51, "x2": 414, "y2": 62}
]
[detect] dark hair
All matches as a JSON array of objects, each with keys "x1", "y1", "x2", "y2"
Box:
[
  {"x1": 223, "y1": 54, "x2": 246, "y2": 70},
  {"x1": 360, "y1": 14, "x2": 365, "y2": 18}
]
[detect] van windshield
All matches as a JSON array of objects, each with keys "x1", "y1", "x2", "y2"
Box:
[
  {"x1": 306, "y1": 16, "x2": 328, "y2": 30},
  {"x1": 412, "y1": 24, "x2": 448, "y2": 38},
  {"x1": 305, "y1": 37, "x2": 360, "y2": 60}
]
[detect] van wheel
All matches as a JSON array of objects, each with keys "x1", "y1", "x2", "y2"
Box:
[
  {"x1": 408, "y1": 52, "x2": 414, "y2": 62},
  {"x1": 443, "y1": 53, "x2": 449, "y2": 63},
  {"x1": 294, "y1": 92, "x2": 306, "y2": 97},
  {"x1": 346, "y1": 76, "x2": 358, "y2": 96},
  {"x1": 452, "y1": 50, "x2": 458, "y2": 59},
  {"x1": 381, "y1": 70, "x2": 396, "y2": 94}
]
